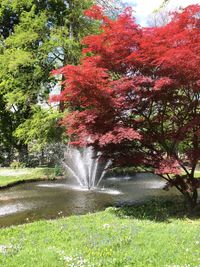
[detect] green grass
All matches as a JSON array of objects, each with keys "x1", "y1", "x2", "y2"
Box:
[
  {"x1": 0, "y1": 199, "x2": 200, "y2": 267},
  {"x1": 0, "y1": 168, "x2": 56, "y2": 187},
  {"x1": 194, "y1": 171, "x2": 200, "y2": 178}
]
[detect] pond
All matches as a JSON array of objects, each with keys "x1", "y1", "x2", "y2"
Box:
[{"x1": 0, "y1": 173, "x2": 178, "y2": 227}]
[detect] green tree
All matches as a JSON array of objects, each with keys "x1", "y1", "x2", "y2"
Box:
[{"x1": 0, "y1": 0, "x2": 96, "y2": 164}]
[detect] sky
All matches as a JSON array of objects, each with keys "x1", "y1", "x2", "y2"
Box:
[{"x1": 123, "y1": 0, "x2": 200, "y2": 26}]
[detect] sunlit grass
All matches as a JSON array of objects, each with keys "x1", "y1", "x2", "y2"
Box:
[
  {"x1": 194, "y1": 171, "x2": 200, "y2": 178},
  {"x1": 0, "y1": 168, "x2": 55, "y2": 187}
]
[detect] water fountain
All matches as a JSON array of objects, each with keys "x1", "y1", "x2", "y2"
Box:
[
  {"x1": 0, "y1": 146, "x2": 170, "y2": 227},
  {"x1": 62, "y1": 146, "x2": 111, "y2": 190}
]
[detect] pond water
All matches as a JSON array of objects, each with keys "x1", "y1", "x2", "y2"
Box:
[{"x1": 0, "y1": 173, "x2": 178, "y2": 227}]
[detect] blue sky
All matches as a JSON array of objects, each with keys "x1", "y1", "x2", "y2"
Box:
[{"x1": 123, "y1": 0, "x2": 200, "y2": 26}]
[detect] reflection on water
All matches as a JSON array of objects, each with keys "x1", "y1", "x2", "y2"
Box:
[
  {"x1": 0, "y1": 203, "x2": 28, "y2": 216},
  {"x1": 0, "y1": 173, "x2": 178, "y2": 227}
]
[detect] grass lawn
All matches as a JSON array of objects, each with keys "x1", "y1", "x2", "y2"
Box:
[
  {"x1": 0, "y1": 199, "x2": 200, "y2": 267},
  {"x1": 0, "y1": 168, "x2": 56, "y2": 188}
]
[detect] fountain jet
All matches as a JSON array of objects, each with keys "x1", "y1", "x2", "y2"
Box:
[{"x1": 62, "y1": 146, "x2": 111, "y2": 190}]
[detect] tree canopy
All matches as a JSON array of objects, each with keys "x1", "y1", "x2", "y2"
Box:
[
  {"x1": 52, "y1": 4, "x2": 200, "y2": 208},
  {"x1": 0, "y1": 0, "x2": 98, "y2": 163}
]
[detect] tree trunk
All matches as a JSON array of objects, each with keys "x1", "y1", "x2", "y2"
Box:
[
  {"x1": 184, "y1": 189, "x2": 198, "y2": 212},
  {"x1": 163, "y1": 174, "x2": 199, "y2": 212},
  {"x1": 17, "y1": 144, "x2": 29, "y2": 165},
  {"x1": 39, "y1": 149, "x2": 45, "y2": 166}
]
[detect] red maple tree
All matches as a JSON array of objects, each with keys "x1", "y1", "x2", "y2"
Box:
[{"x1": 52, "y1": 5, "x2": 200, "y2": 209}]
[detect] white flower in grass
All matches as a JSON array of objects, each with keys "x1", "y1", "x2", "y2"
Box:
[
  {"x1": 103, "y1": 224, "x2": 110, "y2": 228},
  {"x1": 0, "y1": 244, "x2": 13, "y2": 255}
]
